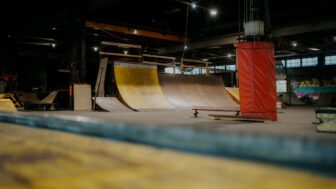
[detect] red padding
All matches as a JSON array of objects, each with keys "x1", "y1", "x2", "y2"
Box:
[{"x1": 237, "y1": 42, "x2": 277, "y2": 121}]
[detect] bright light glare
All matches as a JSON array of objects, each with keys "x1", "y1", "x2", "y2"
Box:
[
  {"x1": 191, "y1": 2, "x2": 197, "y2": 9},
  {"x1": 210, "y1": 9, "x2": 218, "y2": 17}
]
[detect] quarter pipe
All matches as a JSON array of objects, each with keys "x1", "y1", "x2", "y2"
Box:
[{"x1": 114, "y1": 62, "x2": 175, "y2": 110}]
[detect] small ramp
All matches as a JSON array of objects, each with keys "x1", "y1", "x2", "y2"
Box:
[
  {"x1": 15, "y1": 92, "x2": 39, "y2": 103},
  {"x1": 19, "y1": 91, "x2": 60, "y2": 111},
  {"x1": 95, "y1": 97, "x2": 132, "y2": 112},
  {"x1": 0, "y1": 99, "x2": 17, "y2": 112},
  {"x1": 40, "y1": 91, "x2": 58, "y2": 104},
  {"x1": 226, "y1": 87, "x2": 240, "y2": 104},
  {"x1": 114, "y1": 62, "x2": 175, "y2": 110},
  {"x1": 0, "y1": 93, "x2": 21, "y2": 107}
]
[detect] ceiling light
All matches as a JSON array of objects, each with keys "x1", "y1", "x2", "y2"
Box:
[
  {"x1": 209, "y1": 9, "x2": 218, "y2": 17},
  {"x1": 52, "y1": 27, "x2": 56, "y2": 30},
  {"x1": 202, "y1": 58, "x2": 209, "y2": 61},
  {"x1": 51, "y1": 43, "x2": 56, "y2": 48},
  {"x1": 93, "y1": 46, "x2": 99, "y2": 52},
  {"x1": 132, "y1": 29, "x2": 138, "y2": 34},
  {"x1": 184, "y1": 45, "x2": 188, "y2": 50},
  {"x1": 291, "y1": 41, "x2": 298, "y2": 47},
  {"x1": 191, "y1": 2, "x2": 197, "y2": 9},
  {"x1": 227, "y1": 53, "x2": 233, "y2": 58},
  {"x1": 123, "y1": 50, "x2": 128, "y2": 54},
  {"x1": 333, "y1": 36, "x2": 336, "y2": 42},
  {"x1": 308, "y1": 47, "x2": 320, "y2": 51}
]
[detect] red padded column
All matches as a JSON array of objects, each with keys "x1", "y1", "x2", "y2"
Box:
[{"x1": 237, "y1": 42, "x2": 277, "y2": 121}]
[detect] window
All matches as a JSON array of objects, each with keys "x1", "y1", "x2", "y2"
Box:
[
  {"x1": 217, "y1": 65, "x2": 226, "y2": 69},
  {"x1": 226, "y1": 64, "x2": 236, "y2": 71},
  {"x1": 325, "y1": 55, "x2": 336, "y2": 65},
  {"x1": 286, "y1": 58, "x2": 301, "y2": 68},
  {"x1": 192, "y1": 68, "x2": 207, "y2": 75},
  {"x1": 164, "y1": 67, "x2": 181, "y2": 74},
  {"x1": 209, "y1": 65, "x2": 225, "y2": 74},
  {"x1": 302, "y1": 57, "x2": 318, "y2": 67},
  {"x1": 281, "y1": 60, "x2": 286, "y2": 67}
]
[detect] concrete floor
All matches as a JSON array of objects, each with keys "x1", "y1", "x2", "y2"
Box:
[{"x1": 24, "y1": 106, "x2": 336, "y2": 141}]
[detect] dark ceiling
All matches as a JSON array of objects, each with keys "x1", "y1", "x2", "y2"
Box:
[{"x1": 2, "y1": 0, "x2": 336, "y2": 63}]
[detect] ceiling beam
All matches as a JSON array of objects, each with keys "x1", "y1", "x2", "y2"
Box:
[
  {"x1": 157, "y1": 33, "x2": 241, "y2": 54},
  {"x1": 158, "y1": 19, "x2": 336, "y2": 54},
  {"x1": 86, "y1": 21, "x2": 186, "y2": 43},
  {"x1": 272, "y1": 19, "x2": 336, "y2": 38}
]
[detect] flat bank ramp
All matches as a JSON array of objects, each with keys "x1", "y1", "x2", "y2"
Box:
[
  {"x1": 114, "y1": 62, "x2": 175, "y2": 110},
  {"x1": 95, "y1": 97, "x2": 132, "y2": 112},
  {"x1": 225, "y1": 87, "x2": 240, "y2": 104},
  {"x1": 159, "y1": 74, "x2": 239, "y2": 109}
]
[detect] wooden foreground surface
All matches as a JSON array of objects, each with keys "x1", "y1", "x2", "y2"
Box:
[{"x1": 0, "y1": 123, "x2": 335, "y2": 189}]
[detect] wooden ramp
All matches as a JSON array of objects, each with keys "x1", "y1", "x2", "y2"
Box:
[
  {"x1": 21, "y1": 91, "x2": 59, "y2": 111},
  {"x1": 226, "y1": 87, "x2": 240, "y2": 104},
  {"x1": 159, "y1": 74, "x2": 239, "y2": 110},
  {"x1": 15, "y1": 91, "x2": 40, "y2": 102},
  {"x1": 95, "y1": 97, "x2": 132, "y2": 112},
  {"x1": 0, "y1": 99, "x2": 17, "y2": 112},
  {"x1": 114, "y1": 62, "x2": 174, "y2": 110},
  {"x1": 40, "y1": 91, "x2": 58, "y2": 104},
  {"x1": 1, "y1": 123, "x2": 335, "y2": 189}
]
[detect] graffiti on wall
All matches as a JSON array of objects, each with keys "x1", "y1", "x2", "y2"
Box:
[{"x1": 291, "y1": 77, "x2": 336, "y2": 99}]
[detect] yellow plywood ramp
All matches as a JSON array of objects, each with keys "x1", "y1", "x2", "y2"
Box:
[
  {"x1": 0, "y1": 99, "x2": 17, "y2": 112},
  {"x1": 226, "y1": 87, "x2": 240, "y2": 104},
  {"x1": 114, "y1": 62, "x2": 174, "y2": 110},
  {"x1": 1, "y1": 123, "x2": 336, "y2": 189}
]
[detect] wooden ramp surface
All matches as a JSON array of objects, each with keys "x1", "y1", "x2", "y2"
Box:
[
  {"x1": 95, "y1": 97, "x2": 132, "y2": 112},
  {"x1": 15, "y1": 92, "x2": 39, "y2": 102},
  {"x1": 226, "y1": 87, "x2": 240, "y2": 104},
  {"x1": 73, "y1": 84, "x2": 92, "y2": 111},
  {"x1": 1, "y1": 123, "x2": 335, "y2": 189},
  {"x1": 40, "y1": 91, "x2": 58, "y2": 104},
  {"x1": 114, "y1": 62, "x2": 174, "y2": 110},
  {"x1": 0, "y1": 99, "x2": 17, "y2": 112},
  {"x1": 159, "y1": 74, "x2": 239, "y2": 109}
]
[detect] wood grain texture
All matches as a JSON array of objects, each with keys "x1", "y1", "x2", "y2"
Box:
[
  {"x1": 114, "y1": 62, "x2": 174, "y2": 110},
  {"x1": 159, "y1": 74, "x2": 239, "y2": 109},
  {"x1": 73, "y1": 84, "x2": 92, "y2": 111},
  {"x1": 0, "y1": 123, "x2": 336, "y2": 189},
  {"x1": 95, "y1": 97, "x2": 131, "y2": 112},
  {"x1": 226, "y1": 87, "x2": 240, "y2": 104},
  {"x1": 94, "y1": 58, "x2": 108, "y2": 97},
  {"x1": 0, "y1": 99, "x2": 17, "y2": 112}
]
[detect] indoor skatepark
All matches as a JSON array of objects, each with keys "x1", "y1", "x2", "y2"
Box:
[
  {"x1": 95, "y1": 62, "x2": 239, "y2": 111},
  {"x1": 1, "y1": 0, "x2": 336, "y2": 188}
]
